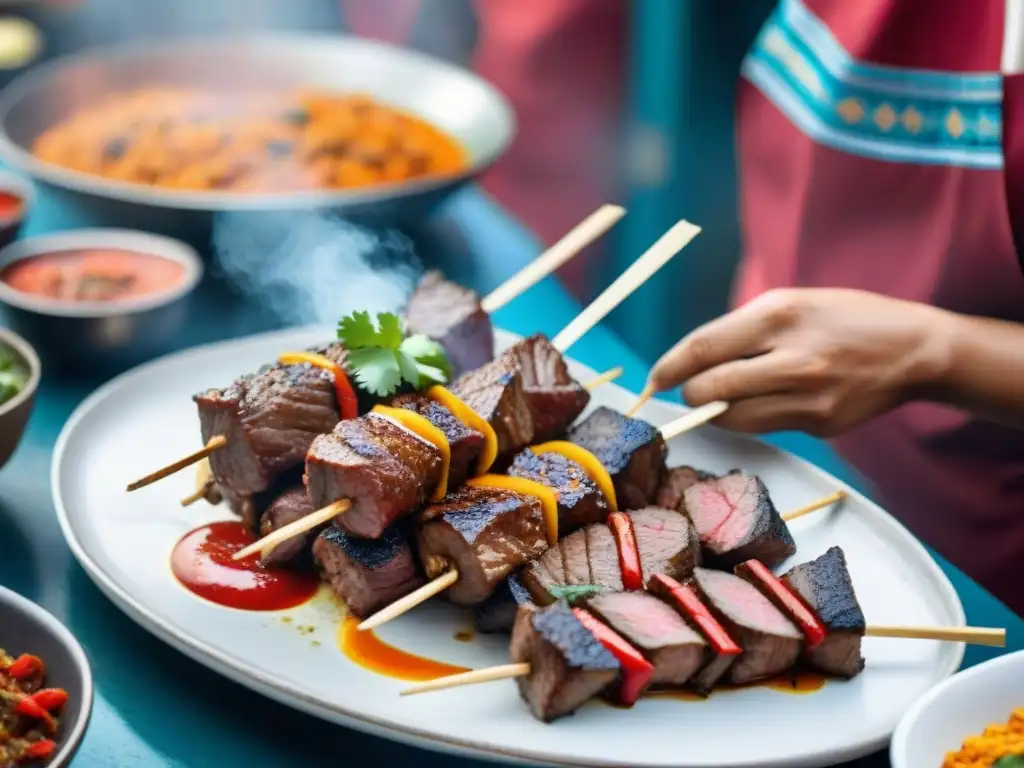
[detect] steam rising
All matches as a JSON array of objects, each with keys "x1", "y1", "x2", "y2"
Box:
[{"x1": 211, "y1": 211, "x2": 422, "y2": 326}]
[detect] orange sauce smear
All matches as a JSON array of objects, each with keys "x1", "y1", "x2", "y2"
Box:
[
  {"x1": 0, "y1": 191, "x2": 24, "y2": 221},
  {"x1": 170, "y1": 521, "x2": 319, "y2": 612},
  {"x1": 338, "y1": 616, "x2": 469, "y2": 682}
]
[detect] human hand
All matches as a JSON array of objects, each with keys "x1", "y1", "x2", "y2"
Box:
[{"x1": 646, "y1": 288, "x2": 953, "y2": 437}]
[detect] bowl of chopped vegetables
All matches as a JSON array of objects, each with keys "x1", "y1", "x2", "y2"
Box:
[
  {"x1": 0, "y1": 586, "x2": 93, "y2": 767},
  {"x1": 0, "y1": 326, "x2": 38, "y2": 471},
  {"x1": 891, "y1": 650, "x2": 1024, "y2": 768}
]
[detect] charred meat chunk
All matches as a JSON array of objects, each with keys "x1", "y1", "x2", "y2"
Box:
[
  {"x1": 451, "y1": 355, "x2": 533, "y2": 459},
  {"x1": 404, "y1": 270, "x2": 494, "y2": 377},
  {"x1": 684, "y1": 473, "x2": 796, "y2": 569},
  {"x1": 587, "y1": 592, "x2": 705, "y2": 687},
  {"x1": 391, "y1": 393, "x2": 484, "y2": 488},
  {"x1": 306, "y1": 414, "x2": 442, "y2": 539},
  {"x1": 691, "y1": 567, "x2": 802, "y2": 684},
  {"x1": 417, "y1": 485, "x2": 547, "y2": 605},
  {"x1": 512, "y1": 334, "x2": 590, "y2": 443},
  {"x1": 631, "y1": 506, "x2": 702, "y2": 587},
  {"x1": 782, "y1": 546, "x2": 866, "y2": 678},
  {"x1": 656, "y1": 465, "x2": 716, "y2": 512},
  {"x1": 510, "y1": 602, "x2": 620, "y2": 722},
  {"x1": 509, "y1": 449, "x2": 609, "y2": 534},
  {"x1": 568, "y1": 407, "x2": 666, "y2": 510},
  {"x1": 474, "y1": 573, "x2": 534, "y2": 634},
  {"x1": 259, "y1": 486, "x2": 318, "y2": 567},
  {"x1": 220, "y1": 466, "x2": 305, "y2": 535},
  {"x1": 313, "y1": 524, "x2": 422, "y2": 619},
  {"x1": 195, "y1": 343, "x2": 348, "y2": 494}
]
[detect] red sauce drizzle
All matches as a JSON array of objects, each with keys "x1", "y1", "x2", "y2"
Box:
[{"x1": 170, "y1": 521, "x2": 319, "y2": 611}]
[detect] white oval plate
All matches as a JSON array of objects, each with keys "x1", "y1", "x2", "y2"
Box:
[{"x1": 53, "y1": 327, "x2": 965, "y2": 768}]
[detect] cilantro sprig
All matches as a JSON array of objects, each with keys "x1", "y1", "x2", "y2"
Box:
[{"x1": 337, "y1": 310, "x2": 451, "y2": 397}]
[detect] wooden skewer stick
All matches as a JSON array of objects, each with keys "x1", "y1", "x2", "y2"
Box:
[
  {"x1": 625, "y1": 384, "x2": 655, "y2": 418},
  {"x1": 400, "y1": 663, "x2": 530, "y2": 697},
  {"x1": 584, "y1": 367, "x2": 623, "y2": 391},
  {"x1": 658, "y1": 401, "x2": 729, "y2": 441},
  {"x1": 359, "y1": 570, "x2": 461, "y2": 631},
  {"x1": 481, "y1": 205, "x2": 626, "y2": 314},
  {"x1": 126, "y1": 435, "x2": 227, "y2": 492},
  {"x1": 781, "y1": 491, "x2": 847, "y2": 522},
  {"x1": 180, "y1": 484, "x2": 210, "y2": 508},
  {"x1": 551, "y1": 220, "x2": 702, "y2": 353},
  {"x1": 231, "y1": 499, "x2": 351, "y2": 561},
  {"x1": 864, "y1": 625, "x2": 1005, "y2": 647}
]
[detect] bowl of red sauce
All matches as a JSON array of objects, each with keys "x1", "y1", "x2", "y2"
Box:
[
  {"x1": 0, "y1": 170, "x2": 32, "y2": 248},
  {"x1": 0, "y1": 229, "x2": 202, "y2": 373}
]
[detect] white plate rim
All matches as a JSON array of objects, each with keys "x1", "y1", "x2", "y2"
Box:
[{"x1": 51, "y1": 325, "x2": 967, "y2": 768}]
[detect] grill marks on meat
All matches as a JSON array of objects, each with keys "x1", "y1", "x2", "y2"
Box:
[
  {"x1": 514, "y1": 335, "x2": 590, "y2": 443},
  {"x1": 691, "y1": 567, "x2": 802, "y2": 684},
  {"x1": 259, "y1": 486, "x2": 317, "y2": 567},
  {"x1": 306, "y1": 414, "x2": 442, "y2": 539},
  {"x1": 196, "y1": 343, "x2": 346, "y2": 494},
  {"x1": 782, "y1": 547, "x2": 866, "y2": 678},
  {"x1": 417, "y1": 486, "x2": 547, "y2": 605},
  {"x1": 568, "y1": 407, "x2": 666, "y2": 510},
  {"x1": 509, "y1": 449, "x2": 609, "y2": 534},
  {"x1": 656, "y1": 466, "x2": 715, "y2": 512},
  {"x1": 510, "y1": 602, "x2": 619, "y2": 722},
  {"x1": 587, "y1": 592, "x2": 706, "y2": 687},
  {"x1": 391, "y1": 394, "x2": 484, "y2": 488},
  {"x1": 474, "y1": 574, "x2": 533, "y2": 634},
  {"x1": 313, "y1": 524, "x2": 423, "y2": 619},
  {"x1": 684, "y1": 473, "x2": 796, "y2": 569},
  {"x1": 404, "y1": 270, "x2": 493, "y2": 378},
  {"x1": 630, "y1": 506, "x2": 702, "y2": 588}
]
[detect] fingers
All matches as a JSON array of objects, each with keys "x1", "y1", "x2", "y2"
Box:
[
  {"x1": 709, "y1": 393, "x2": 836, "y2": 436},
  {"x1": 682, "y1": 350, "x2": 828, "y2": 406}
]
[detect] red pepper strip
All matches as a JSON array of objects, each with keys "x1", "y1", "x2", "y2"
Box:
[
  {"x1": 607, "y1": 512, "x2": 643, "y2": 591},
  {"x1": 734, "y1": 559, "x2": 827, "y2": 650},
  {"x1": 15, "y1": 697, "x2": 56, "y2": 733},
  {"x1": 20, "y1": 739, "x2": 56, "y2": 761},
  {"x1": 572, "y1": 607, "x2": 654, "y2": 707},
  {"x1": 278, "y1": 352, "x2": 359, "y2": 421},
  {"x1": 30, "y1": 688, "x2": 68, "y2": 712},
  {"x1": 5, "y1": 654, "x2": 43, "y2": 680},
  {"x1": 651, "y1": 574, "x2": 742, "y2": 656}
]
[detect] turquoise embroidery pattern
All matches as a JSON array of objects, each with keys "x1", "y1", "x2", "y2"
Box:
[{"x1": 742, "y1": 0, "x2": 1003, "y2": 169}]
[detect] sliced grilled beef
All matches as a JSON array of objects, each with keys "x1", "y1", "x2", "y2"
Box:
[
  {"x1": 691, "y1": 567, "x2": 802, "y2": 684},
  {"x1": 403, "y1": 270, "x2": 493, "y2": 377},
  {"x1": 630, "y1": 506, "x2": 701, "y2": 586},
  {"x1": 656, "y1": 466, "x2": 715, "y2": 512},
  {"x1": 259, "y1": 486, "x2": 317, "y2": 567},
  {"x1": 474, "y1": 573, "x2": 533, "y2": 634},
  {"x1": 584, "y1": 524, "x2": 623, "y2": 592},
  {"x1": 560, "y1": 529, "x2": 591, "y2": 585},
  {"x1": 313, "y1": 524, "x2": 423, "y2": 619},
  {"x1": 417, "y1": 485, "x2": 547, "y2": 605},
  {"x1": 509, "y1": 449, "x2": 609, "y2": 533},
  {"x1": 684, "y1": 473, "x2": 796, "y2": 569},
  {"x1": 782, "y1": 547, "x2": 866, "y2": 678},
  {"x1": 306, "y1": 413, "x2": 442, "y2": 539},
  {"x1": 512, "y1": 335, "x2": 590, "y2": 443},
  {"x1": 391, "y1": 393, "x2": 484, "y2": 488},
  {"x1": 522, "y1": 545, "x2": 565, "y2": 606},
  {"x1": 195, "y1": 343, "x2": 347, "y2": 494},
  {"x1": 568, "y1": 407, "x2": 666, "y2": 509},
  {"x1": 510, "y1": 602, "x2": 620, "y2": 722},
  {"x1": 587, "y1": 592, "x2": 705, "y2": 687}
]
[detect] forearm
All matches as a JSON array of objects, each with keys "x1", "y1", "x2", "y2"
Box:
[{"x1": 924, "y1": 310, "x2": 1024, "y2": 427}]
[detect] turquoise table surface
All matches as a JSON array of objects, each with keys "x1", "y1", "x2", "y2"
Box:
[{"x1": 0, "y1": 185, "x2": 1020, "y2": 768}]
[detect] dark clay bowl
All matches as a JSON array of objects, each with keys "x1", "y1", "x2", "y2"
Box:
[
  {"x1": 0, "y1": 325, "x2": 39, "y2": 471},
  {"x1": 0, "y1": 585, "x2": 94, "y2": 767}
]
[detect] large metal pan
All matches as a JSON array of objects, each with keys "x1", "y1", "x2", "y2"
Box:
[{"x1": 0, "y1": 33, "x2": 515, "y2": 246}]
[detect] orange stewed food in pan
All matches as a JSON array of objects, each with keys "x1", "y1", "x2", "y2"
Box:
[
  {"x1": 30, "y1": 88, "x2": 467, "y2": 193},
  {"x1": 942, "y1": 707, "x2": 1024, "y2": 767}
]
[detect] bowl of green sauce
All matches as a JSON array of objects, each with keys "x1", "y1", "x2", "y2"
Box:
[{"x1": 0, "y1": 325, "x2": 39, "y2": 470}]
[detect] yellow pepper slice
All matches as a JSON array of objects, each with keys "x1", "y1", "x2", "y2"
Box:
[
  {"x1": 466, "y1": 474, "x2": 559, "y2": 546},
  {"x1": 371, "y1": 405, "x2": 450, "y2": 501},
  {"x1": 529, "y1": 440, "x2": 618, "y2": 513},
  {"x1": 426, "y1": 385, "x2": 498, "y2": 475}
]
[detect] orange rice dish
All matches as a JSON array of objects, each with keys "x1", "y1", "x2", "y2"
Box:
[
  {"x1": 942, "y1": 708, "x2": 1024, "y2": 767},
  {"x1": 30, "y1": 88, "x2": 467, "y2": 193}
]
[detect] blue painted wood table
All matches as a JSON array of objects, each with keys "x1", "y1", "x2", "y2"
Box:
[{"x1": 0, "y1": 187, "x2": 1019, "y2": 767}]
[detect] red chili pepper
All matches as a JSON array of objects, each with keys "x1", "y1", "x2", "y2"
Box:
[
  {"x1": 15, "y1": 696, "x2": 56, "y2": 733},
  {"x1": 279, "y1": 353, "x2": 359, "y2": 420},
  {"x1": 5, "y1": 654, "x2": 43, "y2": 680},
  {"x1": 607, "y1": 512, "x2": 644, "y2": 591},
  {"x1": 573, "y1": 607, "x2": 654, "y2": 706},
  {"x1": 652, "y1": 574, "x2": 742, "y2": 656},
  {"x1": 30, "y1": 688, "x2": 68, "y2": 712},
  {"x1": 734, "y1": 559, "x2": 827, "y2": 650},
  {"x1": 20, "y1": 739, "x2": 56, "y2": 761}
]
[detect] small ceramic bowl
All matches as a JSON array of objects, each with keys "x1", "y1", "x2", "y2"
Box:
[
  {"x1": 891, "y1": 650, "x2": 1024, "y2": 768},
  {"x1": 0, "y1": 228, "x2": 203, "y2": 374},
  {"x1": 0, "y1": 325, "x2": 39, "y2": 470},
  {"x1": 0, "y1": 169, "x2": 32, "y2": 249},
  {"x1": 0, "y1": 586, "x2": 94, "y2": 767}
]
